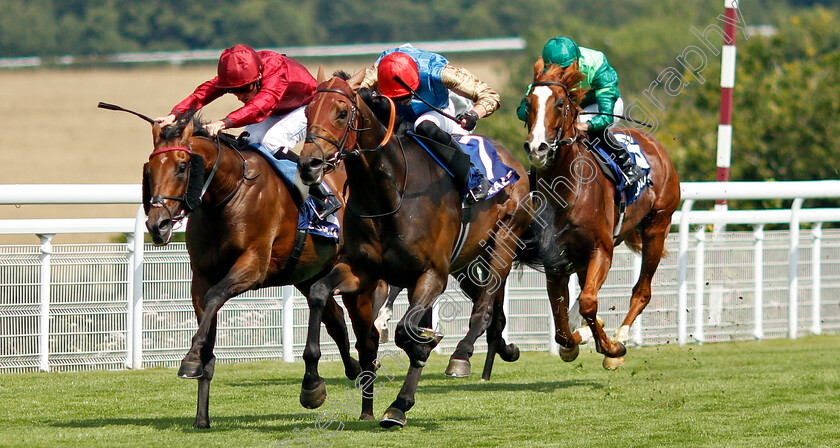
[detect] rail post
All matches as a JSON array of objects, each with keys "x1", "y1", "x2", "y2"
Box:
[
  {"x1": 788, "y1": 198, "x2": 803, "y2": 339},
  {"x1": 282, "y1": 285, "x2": 295, "y2": 362},
  {"x1": 676, "y1": 199, "x2": 695, "y2": 345},
  {"x1": 752, "y1": 224, "x2": 765, "y2": 339},
  {"x1": 811, "y1": 223, "x2": 823, "y2": 335},
  {"x1": 694, "y1": 226, "x2": 706, "y2": 344},
  {"x1": 37, "y1": 233, "x2": 54, "y2": 372}
]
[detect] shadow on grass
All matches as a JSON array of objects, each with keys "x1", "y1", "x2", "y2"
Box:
[
  {"x1": 418, "y1": 378, "x2": 604, "y2": 394},
  {"x1": 47, "y1": 411, "x2": 476, "y2": 434}
]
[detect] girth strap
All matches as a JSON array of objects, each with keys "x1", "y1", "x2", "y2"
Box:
[
  {"x1": 281, "y1": 229, "x2": 308, "y2": 275},
  {"x1": 449, "y1": 201, "x2": 472, "y2": 264}
]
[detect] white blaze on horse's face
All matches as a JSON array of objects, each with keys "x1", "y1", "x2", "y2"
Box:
[{"x1": 527, "y1": 86, "x2": 554, "y2": 167}]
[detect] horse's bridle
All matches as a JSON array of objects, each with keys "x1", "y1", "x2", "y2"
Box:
[
  {"x1": 305, "y1": 86, "x2": 406, "y2": 218},
  {"x1": 531, "y1": 81, "x2": 579, "y2": 152},
  {"x1": 147, "y1": 136, "x2": 248, "y2": 222},
  {"x1": 305, "y1": 87, "x2": 397, "y2": 174}
]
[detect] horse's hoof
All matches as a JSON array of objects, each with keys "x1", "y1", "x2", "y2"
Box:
[
  {"x1": 615, "y1": 341, "x2": 627, "y2": 357},
  {"x1": 178, "y1": 360, "x2": 204, "y2": 379},
  {"x1": 445, "y1": 358, "x2": 471, "y2": 377},
  {"x1": 379, "y1": 327, "x2": 389, "y2": 343},
  {"x1": 499, "y1": 344, "x2": 520, "y2": 363},
  {"x1": 300, "y1": 381, "x2": 327, "y2": 409},
  {"x1": 193, "y1": 419, "x2": 210, "y2": 429},
  {"x1": 603, "y1": 356, "x2": 625, "y2": 370},
  {"x1": 345, "y1": 358, "x2": 362, "y2": 380},
  {"x1": 559, "y1": 344, "x2": 580, "y2": 362},
  {"x1": 380, "y1": 407, "x2": 406, "y2": 428},
  {"x1": 360, "y1": 412, "x2": 376, "y2": 421}
]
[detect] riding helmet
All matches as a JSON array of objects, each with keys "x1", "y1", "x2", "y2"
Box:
[
  {"x1": 376, "y1": 51, "x2": 420, "y2": 98},
  {"x1": 542, "y1": 37, "x2": 581, "y2": 68},
  {"x1": 217, "y1": 44, "x2": 262, "y2": 88}
]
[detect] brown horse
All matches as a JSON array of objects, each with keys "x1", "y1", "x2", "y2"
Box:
[
  {"x1": 142, "y1": 111, "x2": 373, "y2": 428},
  {"x1": 297, "y1": 73, "x2": 534, "y2": 427},
  {"x1": 521, "y1": 59, "x2": 680, "y2": 369}
]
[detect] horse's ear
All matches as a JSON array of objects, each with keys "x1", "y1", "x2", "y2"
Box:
[
  {"x1": 152, "y1": 123, "x2": 162, "y2": 145},
  {"x1": 533, "y1": 56, "x2": 545, "y2": 79},
  {"x1": 316, "y1": 65, "x2": 326, "y2": 83},
  {"x1": 347, "y1": 68, "x2": 365, "y2": 92},
  {"x1": 181, "y1": 119, "x2": 194, "y2": 143}
]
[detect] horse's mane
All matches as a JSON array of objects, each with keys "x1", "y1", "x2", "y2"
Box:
[
  {"x1": 159, "y1": 109, "x2": 243, "y2": 150},
  {"x1": 538, "y1": 63, "x2": 589, "y2": 105},
  {"x1": 356, "y1": 87, "x2": 411, "y2": 137}
]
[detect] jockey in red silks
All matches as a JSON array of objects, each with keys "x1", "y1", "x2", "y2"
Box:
[
  {"x1": 155, "y1": 43, "x2": 340, "y2": 218},
  {"x1": 352, "y1": 44, "x2": 500, "y2": 199}
]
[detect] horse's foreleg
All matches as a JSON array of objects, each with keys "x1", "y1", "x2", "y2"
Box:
[
  {"x1": 342, "y1": 289, "x2": 379, "y2": 420},
  {"x1": 320, "y1": 293, "x2": 362, "y2": 381},
  {"x1": 546, "y1": 273, "x2": 582, "y2": 362},
  {"x1": 301, "y1": 262, "x2": 366, "y2": 409},
  {"x1": 617, "y1": 217, "x2": 669, "y2": 344},
  {"x1": 384, "y1": 271, "x2": 446, "y2": 428},
  {"x1": 579, "y1": 248, "x2": 627, "y2": 369},
  {"x1": 446, "y1": 275, "x2": 484, "y2": 377}
]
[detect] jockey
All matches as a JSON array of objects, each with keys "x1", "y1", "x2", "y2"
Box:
[
  {"x1": 155, "y1": 43, "x2": 341, "y2": 219},
  {"x1": 517, "y1": 37, "x2": 644, "y2": 186},
  {"x1": 354, "y1": 45, "x2": 500, "y2": 199}
]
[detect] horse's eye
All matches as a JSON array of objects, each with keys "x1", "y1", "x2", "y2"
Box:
[
  {"x1": 177, "y1": 162, "x2": 188, "y2": 175},
  {"x1": 555, "y1": 97, "x2": 566, "y2": 109},
  {"x1": 337, "y1": 109, "x2": 348, "y2": 120}
]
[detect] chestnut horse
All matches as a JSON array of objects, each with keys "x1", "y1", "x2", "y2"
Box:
[
  {"x1": 522, "y1": 60, "x2": 680, "y2": 369},
  {"x1": 142, "y1": 111, "x2": 375, "y2": 429},
  {"x1": 297, "y1": 74, "x2": 533, "y2": 427}
]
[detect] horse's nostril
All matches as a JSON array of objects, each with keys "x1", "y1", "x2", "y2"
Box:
[
  {"x1": 308, "y1": 158, "x2": 323, "y2": 170},
  {"x1": 159, "y1": 219, "x2": 172, "y2": 230}
]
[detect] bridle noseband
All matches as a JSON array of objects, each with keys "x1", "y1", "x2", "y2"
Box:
[{"x1": 532, "y1": 81, "x2": 579, "y2": 152}]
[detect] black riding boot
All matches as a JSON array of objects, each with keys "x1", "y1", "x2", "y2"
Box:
[
  {"x1": 415, "y1": 121, "x2": 489, "y2": 200},
  {"x1": 309, "y1": 183, "x2": 342, "y2": 221},
  {"x1": 592, "y1": 129, "x2": 644, "y2": 187}
]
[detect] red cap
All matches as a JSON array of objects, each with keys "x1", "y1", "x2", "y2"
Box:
[
  {"x1": 377, "y1": 52, "x2": 419, "y2": 98},
  {"x1": 217, "y1": 44, "x2": 261, "y2": 88}
]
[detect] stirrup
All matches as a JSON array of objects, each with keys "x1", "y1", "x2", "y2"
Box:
[
  {"x1": 622, "y1": 165, "x2": 644, "y2": 187},
  {"x1": 314, "y1": 196, "x2": 342, "y2": 221},
  {"x1": 468, "y1": 177, "x2": 491, "y2": 202}
]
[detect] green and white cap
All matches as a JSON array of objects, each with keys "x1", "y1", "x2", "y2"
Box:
[{"x1": 542, "y1": 37, "x2": 580, "y2": 68}]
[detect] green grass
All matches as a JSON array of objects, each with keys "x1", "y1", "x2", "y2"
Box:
[{"x1": 1, "y1": 336, "x2": 839, "y2": 448}]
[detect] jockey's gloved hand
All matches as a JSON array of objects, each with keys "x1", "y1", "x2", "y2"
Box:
[{"x1": 456, "y1": 110, "x2": 479, "y2": 131}]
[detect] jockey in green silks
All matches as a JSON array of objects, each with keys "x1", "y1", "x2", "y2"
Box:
[{"x1": 517, "y1": 37, "x2": 644, "y2": 186}]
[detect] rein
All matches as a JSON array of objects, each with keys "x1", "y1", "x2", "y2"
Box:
[{"x1": 306, "y1": 85, "x2": 407, "y2": 218}]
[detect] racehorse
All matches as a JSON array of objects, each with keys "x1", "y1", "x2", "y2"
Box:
[
  {"x1": 521, "y1": 59, "x2": 680, "y2": 369},
  {"x1": 297, "y1": 73, "x2": 534, "y2": 427},
  {"x1": 140, "y1": 109, "x2": 375, "y2": 428}
]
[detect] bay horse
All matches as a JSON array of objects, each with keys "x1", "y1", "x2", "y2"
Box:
[
  {"x1": 297, "y1": 73, "x2": 534, "y2": 427},
  {"x1": 522, "y1": 59, "x2": 680, "y2": 369},
  {"x1": 141, "y1": 110, "x2": 377, "y2": 428}
]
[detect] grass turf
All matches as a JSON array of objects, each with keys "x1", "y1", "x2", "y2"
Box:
[{"x1": 1, "y1": 335, "x2": 838, "y2": 448}]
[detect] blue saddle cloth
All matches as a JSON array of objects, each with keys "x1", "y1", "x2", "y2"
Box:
[
  {"x1": 248, "y1": 145, "x2": 340, "y2": 241},
  {"x1": 407, "y1": 133, "x2": 519, "y2": 200},
  {"x1": 594, "y1": 133, "x2": 653, "y2": 205}
]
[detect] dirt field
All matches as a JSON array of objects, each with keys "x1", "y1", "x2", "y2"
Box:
[{"x1": 0, "y1": 56, "x2": 512, "y2": 243}]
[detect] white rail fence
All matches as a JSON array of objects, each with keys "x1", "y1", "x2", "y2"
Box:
[{"x1": 1, "y1": 181, "x2": 840, "y2": 373}]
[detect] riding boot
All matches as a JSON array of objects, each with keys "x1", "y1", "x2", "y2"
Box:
[
  {"x1": 594, "y1": 129, "x2": 644, "y2": 187},
  {"x1": 415, "y1": 121, "x2": 489, "y2": 200},
  {"x1": 309, "y1": 183, "x2": 342, "y2": 221}
]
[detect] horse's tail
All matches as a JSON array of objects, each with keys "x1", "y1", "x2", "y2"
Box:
[
  {"x1": 514, "y1": 203, "x2": 572, "y2": 273},
  {"x1": 624, "y1": 228, "x2": 643, "y2": 255},
  {"x1": 622, "y1": 228, "x2": 670, "y2": 258}
]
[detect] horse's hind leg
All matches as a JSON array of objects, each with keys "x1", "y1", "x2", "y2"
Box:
[
  {"x1": 342, "y1": 289, "x2": 379, "y2": 420},
  {"x1": 616, "y1": 216, "x2": 670, "y2": 345},
  {"x1": 445, "y1": 275, "x2": 485, "y2": 377},
  {"x1": 480, "y1": 284, "x2": 520, "y2": 381},
  {"x1": 373, "y1": 283, "x2": 401, "y2": 343},
  {"x1": 319, "y1": 291, "x2": 362, "y2": 381}
]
